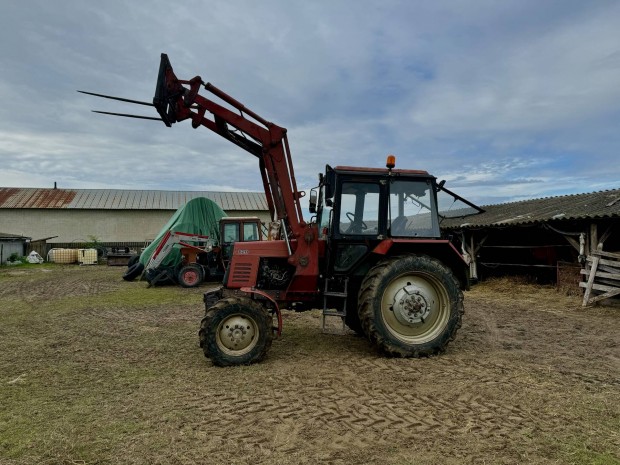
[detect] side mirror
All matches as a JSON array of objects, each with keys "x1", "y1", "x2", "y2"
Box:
[{"x1": 309, "y1": 189, "x2": 318, "y2": 214}]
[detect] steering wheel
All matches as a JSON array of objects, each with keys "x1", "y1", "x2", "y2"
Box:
[{"x1": 345, "y1": 211, "x2": 368, "y2": 230}]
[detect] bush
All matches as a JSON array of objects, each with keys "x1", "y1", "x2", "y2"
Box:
[{"x1": 6, "y1": 253, "x2": 27, "y2": 265}]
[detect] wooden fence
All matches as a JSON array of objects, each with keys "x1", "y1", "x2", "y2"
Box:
[{"x1": 580, "y1": 250, "x2": 620, "y2": 306}]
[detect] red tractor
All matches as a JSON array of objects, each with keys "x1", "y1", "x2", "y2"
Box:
[
  {"x1": 84, "y1": 53, "x2": 483, "y2": 366},
  {"x1": 152, "y1": 216, "x2": 264, "y2": 287}
]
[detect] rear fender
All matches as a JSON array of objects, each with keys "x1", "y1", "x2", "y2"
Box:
[{"x1": 372, "y1": 239, "x2": 469, "y2": 290}]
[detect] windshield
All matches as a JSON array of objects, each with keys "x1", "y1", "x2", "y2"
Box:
[{"x1": 389, "y1": 179, "x2": 438, "y2": 237}]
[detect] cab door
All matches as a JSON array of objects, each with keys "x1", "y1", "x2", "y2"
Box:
[{"x1": 328, "y1": 178, "x2": 386, "y2": 274}]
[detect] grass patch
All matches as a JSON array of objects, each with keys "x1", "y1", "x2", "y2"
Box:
[{"x1": 0, "y1": 266, "x2": 208, "y2": 462}]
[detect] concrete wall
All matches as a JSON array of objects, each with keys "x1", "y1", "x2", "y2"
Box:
[{"x1": 0, "y1": 209, "x2": 271, "y2": 244}]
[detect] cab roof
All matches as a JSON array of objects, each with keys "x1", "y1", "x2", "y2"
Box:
[{"x1": 333, "y1": 166, "x2": 430, "y2": 176}]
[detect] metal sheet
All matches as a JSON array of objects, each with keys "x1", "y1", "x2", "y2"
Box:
[
  {"x1": 0, "y1": 187, "x2": 267, "y2": 211},
  {"x1": 442, "y1": 188, "x2": 620, "y2": 229}
]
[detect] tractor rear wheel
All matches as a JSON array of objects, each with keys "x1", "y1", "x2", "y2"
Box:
[
  {"x1": 345, "y1": 299, "x2": 365, "y2": 336},
  {"x1": 177, "y1": 264, "x2": 204, "y2": 288},
  {"x1": 199, "y1": 297, "x2": 274, "y2": 367},
  {"x1": 358, "y1": 255, "x2": 463, "y2": 357}
]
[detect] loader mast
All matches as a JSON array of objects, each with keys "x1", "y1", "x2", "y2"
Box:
[{"x1": 153, "y1": 54, "x2": 306, "y2": 238}]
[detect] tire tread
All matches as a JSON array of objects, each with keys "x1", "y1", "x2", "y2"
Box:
[
  {"x1": 199, "y1": 297, "x2": 273, "y2": 367},
  {"x1": 358, "y1": 254, "x2": 464, "y2": 357}
]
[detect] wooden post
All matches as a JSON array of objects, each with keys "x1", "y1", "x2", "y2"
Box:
[
  {"x1": 589, "y1": 223, "x2": 598, "y2": 256},
  {"x1": 562, "y1": 235, "x2": 580, "y2": 253},
  {"x1": 470, "y1": 234, "x2": 478, "y2": 280},
  {"x1": 582, "y1": 255, "x2": 600, "y2": 306}
]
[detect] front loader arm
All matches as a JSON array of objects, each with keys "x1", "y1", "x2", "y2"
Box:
[
  {"x1": 82, "y1": 53, "x2": 320, "y2": 294},
  {"x1": 152, "y1": 54, "x2": 305, "y2": 236}
]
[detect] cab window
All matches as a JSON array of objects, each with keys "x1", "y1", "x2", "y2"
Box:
[
  {"x1": 243, "y1": 222, "x2": 259, "y2": 241},
  {"x1": 338, "y1": 182, "x2": 380, "y2": 235},
  {"x1": 223, "y1": 223, "x2": 239, "y2": 242},
  {"x1": 318, "y1": 185, "x2": 332, "y2": 238}
]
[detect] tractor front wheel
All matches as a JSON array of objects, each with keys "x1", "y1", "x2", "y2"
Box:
[
  {"x1": 199, "y1": 297, "x2": 274, "y2": 367},
  {"x1": 358, "y1": 255, "x2": 463, "y2": 357},
  {"x1": 177, "y1": 264, "x2": 204, "y2": 288}
]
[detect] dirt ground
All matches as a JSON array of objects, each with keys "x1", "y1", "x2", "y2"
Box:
[{"x1": 0, "y1": 265, "x2": 619, "y2": 465}]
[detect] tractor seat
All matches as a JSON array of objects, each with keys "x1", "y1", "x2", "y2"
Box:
[{"x1": 391, "y1": 216, "x2": 408, "y2": 235}]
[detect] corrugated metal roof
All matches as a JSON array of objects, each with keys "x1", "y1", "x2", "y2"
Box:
[
  {"x1": 443, "y1": 188, "x2": 620, "y2": 229},
  {"x1": 0, "y1": 232, "x2": 29, "y2": 239},
  {"x1": 0, "y1": 188, "x2": 268, "y2": 211}
]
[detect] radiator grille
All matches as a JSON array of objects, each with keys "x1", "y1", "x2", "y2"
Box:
[{"x1": 231, "y1": 263, "x2": 253, "y2": 283}]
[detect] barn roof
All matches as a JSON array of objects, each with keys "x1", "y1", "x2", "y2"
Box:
[
  {"x1": 0, "y1": 188, "x2": 268, "y2": 211},
  {"x1": 0, "y1": 232, "x2": 30, "y2": 240},
  {"x1": 442, "y1": 188, "x2": 620, "y2": 230}
]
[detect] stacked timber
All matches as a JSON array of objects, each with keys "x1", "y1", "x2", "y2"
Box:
[{"x1": 580, "y1": 250, "x2": 620, "y2": 306}]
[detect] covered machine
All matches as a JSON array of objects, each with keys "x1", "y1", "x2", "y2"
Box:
[{"x1": 123, "y1": 197, "x2": 226, "y2": 285}]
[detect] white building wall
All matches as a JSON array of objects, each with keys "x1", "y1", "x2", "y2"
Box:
[{"x1": 0, "y1": 209, "x2": 271, "y2": 243}]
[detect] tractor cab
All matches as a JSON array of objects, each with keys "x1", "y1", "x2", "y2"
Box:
[
  {"x1": 219, "y1": 216, "x2": 263, "y2": 264},
  {"x1": 312, "y1": 163, "x2": 436, "y2": 275},
  {"x1": 312, "y1": 157, "x2": 483, "y2": 279}
]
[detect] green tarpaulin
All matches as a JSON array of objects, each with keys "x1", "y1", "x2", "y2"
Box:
[{"x1": 139, "y1": 197, "x2": 227, "y2": 268}]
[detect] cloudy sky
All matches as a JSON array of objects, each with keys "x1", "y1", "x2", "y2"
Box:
[{"x1": 1, "y1": 0, "x2": 619, "y2": 206}]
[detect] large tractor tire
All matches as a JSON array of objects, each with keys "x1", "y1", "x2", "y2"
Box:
[
  {"x1": 122, "y1": 262, "x2": 144, "y2": 281},
  {"x1": 199, "y1": 297, "x2": 274, "y2": 367},
  {"x1": 177, "y1": 264, "x2": 204, "y2": 288},
  {"x1": 345, "y1": 299, "x2": 365, "y2": 336},
  {"x1": 358, "y1": 254, "x2": 463, "y2": 357}
]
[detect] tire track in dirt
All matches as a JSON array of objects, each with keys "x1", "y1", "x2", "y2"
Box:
[
  {"x1": 180, "y1": 338, "x2": 617, "y2": 459},
  {"x1": 0, "y1": 269, "x2": 122, "y2": 302},
  {"x1": 250, "y1": 304, "x2": 615, "y2": 458},
  {"x1": 181, "y1": 367, "x2": 538, "y2": 457},
  {"x1": 181, "y1": 295, "x2": 616, "y2": 461}
]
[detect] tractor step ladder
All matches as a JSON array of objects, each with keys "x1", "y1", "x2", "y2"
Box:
[{"x1": 322, "y1": 277, "x2": 348, "y2": 332}]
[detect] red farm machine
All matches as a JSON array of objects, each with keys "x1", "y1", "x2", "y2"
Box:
[
  {"x1": 82, "y1": 53, "x2": 483, "y2": 366},
  {"x1": 127, "y1": 216, "x2": 264, "y2": 287}
]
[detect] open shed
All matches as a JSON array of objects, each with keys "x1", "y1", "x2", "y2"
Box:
[
  {"x1": 442, "y1": 188, "x2": 620, "y2": 293},
  {"x1": 0, "y1": 232, "x2": 31, "y2": 264}
]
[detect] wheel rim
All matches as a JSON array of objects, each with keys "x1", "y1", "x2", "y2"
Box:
[
  {"x1": 380, "y1": 271, "x2": 450, "y2": 344},
  {"x1": 182, "y1": 269, "x2": 200, "y2": 285},
  {"x1": 216, "y1": 314, "x2": 259, "y2": 356}
]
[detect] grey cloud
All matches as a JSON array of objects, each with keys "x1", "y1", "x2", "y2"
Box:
[{"x1": 0, "y1": 0, "x2": 618, "y2": 204}]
